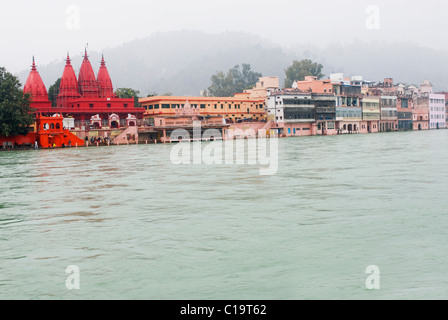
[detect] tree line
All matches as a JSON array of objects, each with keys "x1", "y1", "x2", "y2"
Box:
[{"x1": 203, "y1": 59, "x2": 324, "y2": 97}]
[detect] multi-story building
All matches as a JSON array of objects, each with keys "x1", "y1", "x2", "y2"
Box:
[
  {"x1": 397, "y1": 95, "x2": 413, "y2": 131},
  {"x1": 139, "y1": 95, "x2": 266, "y2": 123},
  {"x1": 266, "y1": 92, "x2": 315, "y2": 136},
  {"x1": 361, "y1": 97, "x2": 380, "y2": 133},
  {"x1": 428, "y1": 93, "x2": 446, "y2": 129},
  {"x1": 413, "y1": 96, "x2": 430, "y2": 130},
  {"x1": 266, "y1": 91, "x2": 337, "y2": 136},
  {"x1": 314, "y1": 94, "x2": 337, "y2": 135},
  {"x1": 379, "y1": 96, "x2": 398, "y2": 132},
  {"x1": 436, "y1": 92, "x2": 448, "y2": 125}
]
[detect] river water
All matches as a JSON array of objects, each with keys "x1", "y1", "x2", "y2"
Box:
[{"x1": 1, "y1": 130, "x2": 447, "y2": 300}]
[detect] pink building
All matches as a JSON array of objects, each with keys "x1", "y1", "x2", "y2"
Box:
[
  {"x1": 429, "y1": 93, "x2": 446, "y2": 129},
  {"x1": 413, "y1": 96, "x2": 430, "y2": 130}
]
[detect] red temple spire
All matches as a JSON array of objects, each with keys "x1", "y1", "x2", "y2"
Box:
[
  {"x1": 97, "y1": 54, "x2": 116, "y2": 98},
  {"x1": 57, "y1": 53, "x2": 81, "y2": 107},
  {"x1": 78, "y1": 48, "x2": 100, "y2": 98},
  {"x1": 24, "y1": 57, "x2": 49, "y2": 102}
]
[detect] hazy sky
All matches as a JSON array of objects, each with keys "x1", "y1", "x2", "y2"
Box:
[{"x1": 1, "y1": 0, "x2": 448, "y2": 73}]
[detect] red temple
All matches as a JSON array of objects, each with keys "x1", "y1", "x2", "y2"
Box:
[{"x1": 24, "y1": 50, "x2": 144, "y2": 129}]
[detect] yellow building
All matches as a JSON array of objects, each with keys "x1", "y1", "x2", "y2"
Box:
[{"x1": 138, "y1": 95, "x2": 266, "y2": 123}]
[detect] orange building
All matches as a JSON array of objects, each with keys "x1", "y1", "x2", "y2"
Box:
[
  {"x1": 293, "y1": 76, "x2": 334, "y2": 94},
  {"x1": 139, "y1": 95, "x2": 266, "y2": 123},
  {"x1": 35, "y1": 114, "x2": 85, "y2": 148}
]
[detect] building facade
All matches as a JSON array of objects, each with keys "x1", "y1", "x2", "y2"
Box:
[
  {"x1": 428, "y1": 93, "x2": 446, "y2": 129},
  {"x1": 379, "y1": 96, "x2": 398, "y2": 132},
  {"x1": 361, "y1": 97, "x2": 380, "y2": 133},
  {"x1": 139, "y1": 95, "x2": 266, "y2": 123},
  {"x1": 397, "y1": 96, "x2": 413, "y2": 131}
]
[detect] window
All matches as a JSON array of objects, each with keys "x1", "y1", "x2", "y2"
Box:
[
  {"x1": 154, "y1": 104, "x2": 159, "y2": 109},
  {"x1": 162, "y1": 104, "x2": 170, "y2": 109},
  {"x1": 200, "y1": 104, "x2": 206, "y2": 109},
  {"x1": 107, "y1": 104, "x2": 111, "y2": 108},
  {"x1": 148, "y1": 105, "x2": 154, "y2": 110},
  {"x1": 89, "y1": 104, "x2": 94, "y2": 108},
  {"x1": 124, "y1": 104, "x2": 128, "y2": 108}
]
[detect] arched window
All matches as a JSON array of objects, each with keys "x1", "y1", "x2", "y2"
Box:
[
  {"x1": 50, "y1": 123, "x2": 55, "y2": 130},
  {"x1": 56, "y1": 123, "x2": 61, "y2": 129}
]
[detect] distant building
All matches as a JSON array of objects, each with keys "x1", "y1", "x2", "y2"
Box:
[
  {"x1": 379, "y1": 96, "x2": 398, "y2": 132},
  {"x1": 244, "y1": 76, "x2": 280, "y2": 99},
  {"x1": 266, "y1": 91, "x2": 337, "y2": 136},
  {"x1": 428, "y1": 93, "x2": 446, "y2": 129},
  {"x1": 361, "y1": 97, "x2": 380, "y2": 133},
  {"x1": 420, "y1": 80, "x2": 433, "y2": 95},
  {"x1": 413, "y1": 96, "x2": 430, "y2": 130},
  {"x1": 397, "y1": 95, "x2": 414, "y2": 131}
]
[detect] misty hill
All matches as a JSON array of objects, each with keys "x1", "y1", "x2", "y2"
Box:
[{"x1": 17, "y1": 30, "x2": 448, "y2": 96}]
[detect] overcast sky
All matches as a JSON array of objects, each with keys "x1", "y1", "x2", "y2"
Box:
[{"x1": 1, "y1": 0, "x2": 448, "y2": 74}]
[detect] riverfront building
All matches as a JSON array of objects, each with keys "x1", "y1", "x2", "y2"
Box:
[
  {"x1": 397, "y1": 95, "x2": 414, "y2": 131},
  {"x1": 139, "y1": 95, "x2": 266, "y2": 123},
  {"x1": 428, "y1": 94, "x2": 446, "y2": 129},
  {"x1": 379, "y1": 96, "x2": 398, "y2": 132},
  {"x1": 361, "y1": 97, "x2": 380, "y2": 133},
  {"x1": 266, "y1": 91, "x2": 336, "y2": 136}
]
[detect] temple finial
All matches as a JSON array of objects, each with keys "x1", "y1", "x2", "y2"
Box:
[
  {"x1": 31, "y1": 56, "x2": 36, "y2": 71},
  {"x1": 84, "y1": 45, "x2": 89, "y2": 60}
]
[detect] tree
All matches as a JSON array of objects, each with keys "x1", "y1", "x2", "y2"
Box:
[
  {"x1": 284, "y1": 59, "x2": 324, "y2": 88},
  {"x1": 203, "y1": 64, "x2": 262, "y2": 97},
  {"x1": 115, "y1": 88, "x2": 141, "y2": 108},
  {"x1": 0, "y1": 67, "x2": 35, "y2": 137},
  {"x1": 48, "y1": 78, "x2": 61, "y2": 107}
]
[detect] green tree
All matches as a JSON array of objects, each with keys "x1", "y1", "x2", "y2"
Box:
[
  {"x1": 48, "y1": 78, "x2": 61, "y2": 107},
  {"x1": 115, "y1": 88, "x2": 141, "y2": 108},
  {"x1": 284, "y1": 59, "x2": 324, "y2": 88},
  {"x1": 204, "y1": 64, "x2": 262, "y2": 97},
  {"x1": 0, "y1": 67, "x2": 35, "y2": 137}
]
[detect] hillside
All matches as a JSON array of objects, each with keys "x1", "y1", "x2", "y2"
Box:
[{"x1": 17, "y1": 30, "x2": 448, "y2": 96}]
